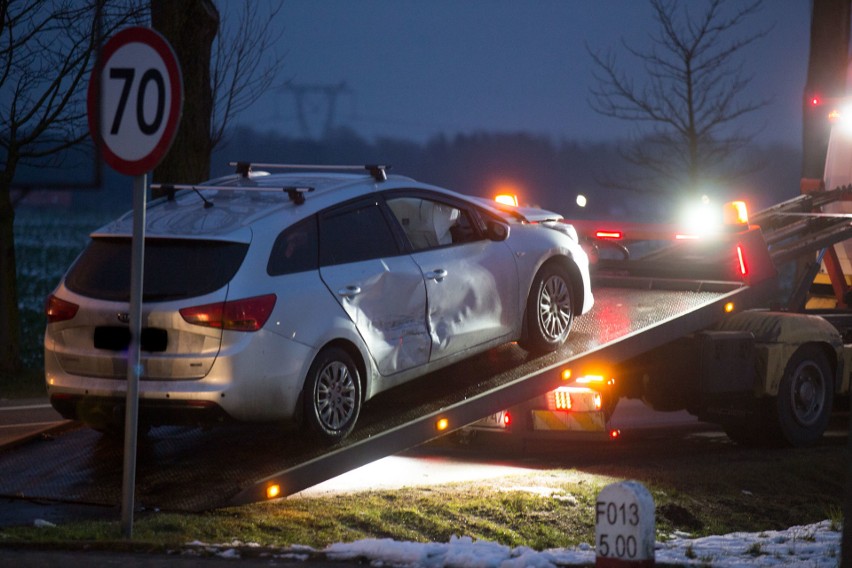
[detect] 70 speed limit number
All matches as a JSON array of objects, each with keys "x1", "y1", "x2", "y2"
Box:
[{"x1": 87, "y1": 27, "x2": 183, "y2": 176}]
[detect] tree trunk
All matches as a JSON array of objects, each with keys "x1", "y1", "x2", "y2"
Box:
[
  {"x1": 0, "y1": 173, "x2": 22, "y2": 375},
  {"x1": 151, "y1": 0, "x2": 219, "y2": 193}
]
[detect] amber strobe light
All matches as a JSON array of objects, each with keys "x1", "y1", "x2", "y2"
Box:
[
  {"x1": 266, "y1": 484, "x2": 281, "y2": 499},
  {"x1": 436, "y1": 417, "x2": 450, "y2": 431}
]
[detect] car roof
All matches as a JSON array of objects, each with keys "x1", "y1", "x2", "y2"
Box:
[
  {"x1": 90, "y1": 163, "x2": 563, "y2": 242},
  {"x1": 91, "y1": 168, "x2": 441, "y2": 241}
]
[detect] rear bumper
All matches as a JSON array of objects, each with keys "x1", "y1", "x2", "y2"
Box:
[{"x1": 49, "y1": 393, "x2": 233, "y2": 428}]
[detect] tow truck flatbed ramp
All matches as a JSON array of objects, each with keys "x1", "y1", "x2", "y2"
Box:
[{"x1": 0, "y1": 281, "x2": 765, "y2": 511}]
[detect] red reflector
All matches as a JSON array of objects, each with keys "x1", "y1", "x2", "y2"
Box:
[
  {"x1": 595, "y1": 230, "x2": 623, "y2": 240},
  {"x1": 184, "y1": 400, "x2": 218, "y2": 409},
  {"x1": 503, "y1": 411, "x2": 512, "y2": 427},
  {"x1": 736, "y1": 245, "x2": 748, "y2": 276},
  {"x1": 180, "y1": 294, "x2": 277, "y2": 331},
  {"x1": 609, "y1": 429, "x2": 621, "y2": 440},
  {"x1": 45, "y1": 294, "x2": 79, "y2": 323}
]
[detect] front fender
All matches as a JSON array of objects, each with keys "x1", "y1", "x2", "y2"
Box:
[{"x1": 715, "y1": 310, "x2": 842, "y2": 395}]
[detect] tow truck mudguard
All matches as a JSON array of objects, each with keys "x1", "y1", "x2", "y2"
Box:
[{"x1": 714, "y1": 310, "x2": 843, "y2": 396}]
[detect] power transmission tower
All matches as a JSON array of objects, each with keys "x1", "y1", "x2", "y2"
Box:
[{"x1": 280, "y1": 81, "x2": 352, "y2": 139}]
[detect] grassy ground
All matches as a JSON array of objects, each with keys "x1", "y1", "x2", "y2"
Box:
[{"x1": 0, "y1": 368, "x2": 47, "y2": 399}]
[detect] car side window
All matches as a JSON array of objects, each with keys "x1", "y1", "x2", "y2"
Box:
[
  {"x1": 268, "y1": 216, "x2": 319, "y2": 276},
  {"x1": 386, "y1": 196, "x2": 478, "y2": 251},
  {"x1": 319, "y1": 200, "x2": 401, "y2": 266}
]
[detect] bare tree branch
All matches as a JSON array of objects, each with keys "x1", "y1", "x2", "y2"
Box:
[
  {"x1": 587, "y1": 0, "x2": 771, "y2": 196},
  {"x1": 209, "y1": 1, "x2": 286, "y2": 148},
  {"x1": 0, "y1": 0, "x2": 144, "y2": 373}
]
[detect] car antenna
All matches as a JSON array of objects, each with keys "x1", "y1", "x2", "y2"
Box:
[
  {"x1": 155, "y1": 184, "x2": 214, "y2": 208},
  {"x1": 192, "y1": 186, "x2": 215, "y2": 208}
]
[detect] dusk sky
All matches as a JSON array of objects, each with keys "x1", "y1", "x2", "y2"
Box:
[{"x1": 233, "y1": 1, "x2": 812, "y2": 147}]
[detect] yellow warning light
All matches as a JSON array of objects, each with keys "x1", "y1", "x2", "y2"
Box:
[
  {"x1": 722, "y1": 200, "x2": 749, "y2": 226},
  {"x1": 724, "y1": 302, "x2": 735, "y2": 313},
  {"x1": 266, "y1": 484, "x2": 281, "y2": 499},
  {"x1": 594, "y1": 393, "x2": 603, "y2": 411},
  {"x1": 436, "y1": 417, "x2": 450, "y2": 431},
  {"x1": 494, "y1": 193, "x2": 519, "y2": 207},
  {"x1": 554, "y1": 390, "x2": 572, "y2": 410},
  {"x1": 576, "y1": 374, "x2": 605, "y2": 385},
  {"x1": 561, "y1": 369, "x2": 572, "y2": 381}
]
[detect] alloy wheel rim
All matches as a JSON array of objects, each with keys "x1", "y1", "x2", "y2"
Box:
[
  {"x1": 316, "y1": 361, "x2": 357, "y2": 430},
  {"x1": 538, "y1": 275, "x2": 572, "y2": 341}
]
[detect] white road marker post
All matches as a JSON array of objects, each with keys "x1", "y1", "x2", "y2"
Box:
[{"x1": 595, "y1": 480, "x2": 655, "y2": 567}]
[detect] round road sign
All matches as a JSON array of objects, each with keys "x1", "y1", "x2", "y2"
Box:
[{"x1": 87, "y1": 27, "x2": 183, "y2": 176}]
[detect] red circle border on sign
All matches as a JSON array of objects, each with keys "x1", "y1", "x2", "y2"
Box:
[{"x1": 87, "y1": 27, "x2": 183, "y2": 176}]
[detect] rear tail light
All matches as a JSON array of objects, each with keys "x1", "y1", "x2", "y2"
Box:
[
  {"x1": 595, "y1": 230, "x2": 623, "y2": 240},
  {"x1": 180, "y1": 294, "x2": 276, "y2": 332},
  {"x1": 45, "y1": 294, "x2": 79, "y2": 323},
  {"x1": 736, "y1": 245, "x2": 748, "y2": 276}
]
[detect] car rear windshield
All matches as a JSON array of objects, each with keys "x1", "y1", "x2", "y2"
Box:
[{"x1": 65, "y1": 237, "x2": 249, "y2": 302}]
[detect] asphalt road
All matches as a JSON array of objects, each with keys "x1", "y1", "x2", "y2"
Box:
[{"x1": 0, "y1": 398, "x2": 71, "y2": 448}]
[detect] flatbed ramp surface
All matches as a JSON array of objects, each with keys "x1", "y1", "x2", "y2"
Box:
[{"x1": 0, "y1": 284, "x2": 753, "y2": 511}]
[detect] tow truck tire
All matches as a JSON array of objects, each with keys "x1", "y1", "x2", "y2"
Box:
[
  {"x1": 303, "y1": 347, "x2": 362, "y2": 445},
  {"x1": 722, "y1": 346, "x2": 834, "y2": 447},
  {"x1": 773, "y1": 345, "x2": 834, "y2": 447},
  {"x1": 520, "y1": 263, "x2": 574, "y2": 353}
]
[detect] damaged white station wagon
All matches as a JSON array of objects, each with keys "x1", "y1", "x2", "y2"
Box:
[{"x1": 44, "y1": 164, "x2": 593, "y2": 444}]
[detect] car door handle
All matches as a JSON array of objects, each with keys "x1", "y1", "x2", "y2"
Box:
[
  {"x1": 337, "y1": 285, "x2": 362, "y2": 298},
  {"x1": 425, "y1": 269, "x2": 448, "y2": 282}
]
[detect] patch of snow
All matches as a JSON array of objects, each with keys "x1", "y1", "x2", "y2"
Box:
[{"x1": 319, "y1": 521, "x2": 840, "y2": 567}]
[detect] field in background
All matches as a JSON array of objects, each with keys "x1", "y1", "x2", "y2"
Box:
[{"x1": 14, "y1": 209, "x2": 112, "y2": 371}]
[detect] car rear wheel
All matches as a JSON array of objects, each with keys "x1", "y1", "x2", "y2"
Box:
[
  {"x1": 520, "y1": 263, "x2": 574, "y2": 353},
  {"x1": 303, "y1": 347, "x2": 362, "y2": 445}
]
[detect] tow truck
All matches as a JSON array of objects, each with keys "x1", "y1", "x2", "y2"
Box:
[
  {"x1": 4, "y1": 124, "x2": 852, "y2": 510},
  {"x1": 0, "y1": 177, "x2": 787, "y2": 511},
  {"x1": 469, "y1": 122, "x2": 852, "y2": 449}
]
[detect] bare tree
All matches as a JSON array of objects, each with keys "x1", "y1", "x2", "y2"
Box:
[
  {"x1": 587, "y1": 0, "x2": 770, "y2": 197},
  {"x1": 209, "y1": 1, "x2": 285, "y2": 150},
  {"x1": 0, "y1": 0, "x2": 142, "y2": 374}
]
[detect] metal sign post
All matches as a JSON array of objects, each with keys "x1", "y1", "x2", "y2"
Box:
[
  {"x1": 122, "y1": 174, "x2": 147, "y2": 536},
  {"x1": 87, "y1": 26, "x2": 182, "y2": 539}
]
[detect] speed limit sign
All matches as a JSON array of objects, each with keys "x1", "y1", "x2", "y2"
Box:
[{"x1": 87, "y1": 27, "x2": 183, "y2": 176}]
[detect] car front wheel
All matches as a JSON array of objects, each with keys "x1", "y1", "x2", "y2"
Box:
[
  {"x1": 303, "y1": 347, "x2": 362, "y2": 445},
  {"x1": 520, "y1": 263, "x2": 574, "y2": 353}
]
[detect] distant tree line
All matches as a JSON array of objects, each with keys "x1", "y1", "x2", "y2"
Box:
[{"x1": 21, "y1": 125, "x2": 801, "y2": 224}]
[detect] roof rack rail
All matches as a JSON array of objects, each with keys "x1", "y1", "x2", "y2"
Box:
[
  {"x1": 229, "y1": 162, "x2": 390, "y2": 182},
  {"x1": 150, "y1": 183, "x2": 316, "y2": 206}
]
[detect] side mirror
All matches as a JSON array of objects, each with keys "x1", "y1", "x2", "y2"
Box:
[{"x1": 486, "y1": 220, "x2": 509, "y2": 241}]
